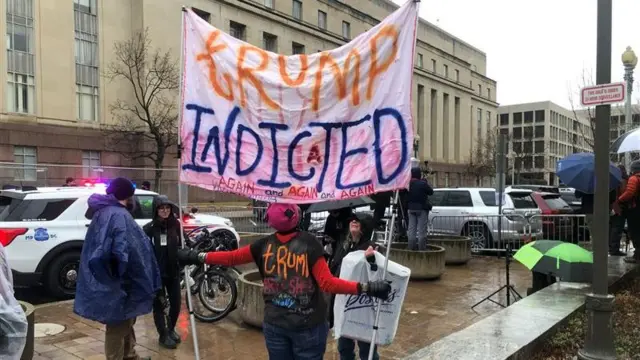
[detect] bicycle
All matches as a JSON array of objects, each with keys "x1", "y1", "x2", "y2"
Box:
[{"x1": 182, "y1": 226, "x2": 240, "y2": 323}]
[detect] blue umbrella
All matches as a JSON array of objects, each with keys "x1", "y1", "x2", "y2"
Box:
[{"x1": 556, "y1": 153, "x2": 622, "y2": 194}]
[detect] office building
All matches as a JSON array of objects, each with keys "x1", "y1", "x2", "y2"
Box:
[
  {"x1": 498, "y1": 101, "x2": 592, "y2": 185},
  {"x1": 0, "y1": 0, "x2": 498, "y2": 190}
]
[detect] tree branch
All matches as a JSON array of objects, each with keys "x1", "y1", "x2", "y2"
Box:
[{"x1": 102, "y1": 28, "x2": 179, "y2": 188}]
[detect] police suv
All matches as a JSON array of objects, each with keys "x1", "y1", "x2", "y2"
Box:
[{"x1": 0, "y1": 184, "x2": 239, "y2": 299}]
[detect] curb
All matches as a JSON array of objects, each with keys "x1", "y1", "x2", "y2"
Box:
[{"x1": 35, "y1": 299, "x2": 74, "y2": 310}]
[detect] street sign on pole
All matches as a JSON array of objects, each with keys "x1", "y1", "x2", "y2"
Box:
[{"x1": 580, "y1": 82, "x2": 625, "y2": 106}]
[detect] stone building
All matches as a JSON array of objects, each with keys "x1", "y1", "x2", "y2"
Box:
[{"x1": 0, "y1": 0, "x2": 498, "y2": 196}]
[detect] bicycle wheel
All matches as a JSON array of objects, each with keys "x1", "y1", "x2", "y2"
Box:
[{"x1": 192, "y1": 268, "x2": 237, "y2": 323}]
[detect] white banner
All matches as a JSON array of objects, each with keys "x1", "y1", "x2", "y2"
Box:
[{"x1": 179, "y1": 1, "x2": 419, "y2": 203}]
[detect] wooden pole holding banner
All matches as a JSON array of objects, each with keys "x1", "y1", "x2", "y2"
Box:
[
  {"x1": 368, "y1": 190, "x2": 399, "y2": 360},
  {"x1": 176, "y1": 6, "x2": 201, "y2": 360}
]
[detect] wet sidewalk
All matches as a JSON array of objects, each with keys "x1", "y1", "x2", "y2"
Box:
[{"x1": 32, "y1": 256, "x2": 530, "y2": 360}]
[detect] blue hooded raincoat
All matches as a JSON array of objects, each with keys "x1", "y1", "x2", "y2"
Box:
[{"x1": 73, "y1": 194, "x2": 161, "y2": 324}]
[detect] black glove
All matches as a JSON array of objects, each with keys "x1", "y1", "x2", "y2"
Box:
[
  {"x1": 358, "y1": 280, "x2": 392, "y2": 300},
  {"x1": 366, "y1": 252, "x2": 378, "y2": 271},
  {"x1": 177, "y1": 248, "x2": 205, "y2": 265}
]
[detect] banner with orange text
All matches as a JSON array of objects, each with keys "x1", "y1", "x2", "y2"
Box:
[{"x1": 179, "y1": 1, "x2": 419, "y2": 203}]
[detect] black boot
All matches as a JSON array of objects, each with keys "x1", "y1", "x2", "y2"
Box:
[
  {"x1": 168, "y1": 329, "x2": 181, "y2": 343},
  {"x1": 159, "y1": 334, "x2": 177, "y2": 349}
]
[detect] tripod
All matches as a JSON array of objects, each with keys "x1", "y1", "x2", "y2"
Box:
[
  {"x1": 471, "y1": 242, "x2": 522, "y2": 310},
  {"x1": 471, "y1": 134, "x2": 522, "y2": 310}
]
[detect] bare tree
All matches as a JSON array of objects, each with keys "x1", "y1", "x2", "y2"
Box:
[
  {"x1": 103, "y1": 29, "x2": 179, "y2": 189},
  {"x1": 464, "y1": 129, "x2": 499, "y2": 186}
]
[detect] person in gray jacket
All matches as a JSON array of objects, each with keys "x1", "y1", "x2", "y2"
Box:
[{"x1": 406, "y1": 167, "x2": 434, "y2": 250}]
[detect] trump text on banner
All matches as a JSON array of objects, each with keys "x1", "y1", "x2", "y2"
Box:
[{"x1": 179, "y1": 1, "x2": 419, "y2": 203}]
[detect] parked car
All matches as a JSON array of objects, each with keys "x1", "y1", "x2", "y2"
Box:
[
  {"x1": 557, "y1": 189, "x2": 592, "y2": 242},
  {"x1": 530, "y1": 192, "x2": 574, "y2": 241},
  {"x1": 511, "y1": 184, "x2": 560, "y2": 193},
  {"x1": 428, "y1": 187, "x2": 543, "y2": 252},
  {"x1": 0, "y1": 184, "x2": 239, "y2": 299}
]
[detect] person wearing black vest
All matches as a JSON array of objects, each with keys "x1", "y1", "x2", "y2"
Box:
[{"x1": 143, "y1": 195, "x2": 183, "y2": 349}]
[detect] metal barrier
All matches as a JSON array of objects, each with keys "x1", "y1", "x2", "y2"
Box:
[
  {"x1": 527, "y1": 214, "x2": 591, "y2": 249},
  {"x1": 425, "y1": 214, "x2": 534, "y2": 253},
  {"x1": 194, "y1": 205, "x2": 272, "y2": 234}
]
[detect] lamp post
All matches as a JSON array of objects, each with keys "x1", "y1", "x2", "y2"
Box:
[
  {"x1": 621, "y1": 46, "x2": 637, "y2": 170},
  {"x1": 578, "y1": 1, "x2": 616, "y2": 359}
]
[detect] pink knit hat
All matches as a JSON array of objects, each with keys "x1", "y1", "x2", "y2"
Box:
[{"x1": 265, "y1": 203, "x2": 300, "y2": 232}]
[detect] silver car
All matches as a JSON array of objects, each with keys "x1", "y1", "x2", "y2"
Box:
[{"x1": 428, "y1": 187, "x2": 543, "y2": 252}]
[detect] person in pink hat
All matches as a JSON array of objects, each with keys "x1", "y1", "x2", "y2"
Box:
[{"x1": 178, "y1": 203, "x2": 391, "y2": 360}]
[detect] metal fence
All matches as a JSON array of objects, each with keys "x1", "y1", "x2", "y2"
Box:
[
  {"x1": 369, "y1": 213, "x2": 618, "y2": 254},
  {"x1": 195, "y1": 205, "x2": 271, "y2": 234},
  {"x1": 189, "y1": 207, "x2": 633, "y2": 255}
]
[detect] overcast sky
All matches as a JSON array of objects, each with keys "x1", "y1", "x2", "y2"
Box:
[{"x1": 394, "y1": 0, "x2": 640, "y2": 109}]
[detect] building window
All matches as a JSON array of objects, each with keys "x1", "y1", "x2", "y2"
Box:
[
  {"x1": 7, "y1": 73, "x2": 35, "y2": 114},
  {"x1": 292, "y1": 42, "x2": 305, "y2": 55},
  {"x1": 486, "y1": 110, "x2": 491, "y2": 131},
  {"x1": 263, "y1": 32, "x2": 278, "y2": 52},
  {"x1": 76, "y1": 85, "x2": 98, "y2": 121},
  {"x1": 191, "y1": 7, "x2": 211, "y2": 22},
  {"x1": 500, "y1": 113, "x2": 509, "y2": 126},
  {"x1": 292, "y1": 0, "x2": 302, "y2": 20},
  {"x1": 74, "y1": 0, "x2": 99, "y2": 121},
  {"x1": 431, "y1": 59, "x2": 436, "y2": 72},
  {"x1": 535, "y1": 125, "x2": 545, "y2": 138},
  {"x1": 513, "y1": 127, "x2": 522, "y2": 140},
  {"x1": 513, "y1": 112, "x2": 523, "y2": 125},
  {"x1": 6, "y1": 0, "x2": 35, "y2": 114},
  {"x1": 318, "y1": 10, "x2": 327, "y2": 30},
  {"x1": 524, "y1": 111, "x2": 534, "y2": 123},
  {"x1": 477, "y1": 84, "x2": 482, "y2": 95},
  {"x1": 73, "y1": 0, "x2": 95, "y2": 13},
  {"x1": 82, "y1": 151, "x2": 101, "y2": 177},
  {"x1": 443, "y1": 64, "x2": 448, "y2": 78},
  {"x1": 535, "y1": 110, "x2": 545, "y2": 123},
  {"x1": 487, "y1": 88, "x2": 491, "y2": 100},
  {"x1": 417, "y1": 54, "x2": 423, "y2": 68},
  {"x1": 229, "y1": 21, "x2": 246, "y2": 41},
  {"x1": 264, "y1": 0, "x2": 274, "y2": 9},
  {"x1": 455, "y1": 69, "x2": 459, "y2": 82},
  {"x1": 535, "y1": 141, "x2": 545, "y2": 153},
  {"x1": 534, "y1": 156, "x2": 544, "y2": 169},
  {"x1": 477, "y1": 108, "x2": 483, "y2": 139},
  {"x1": 342, "y1": 21, "x2": 351, "y2": 39},
  {"x1": 14, "y1": 146, "x2": 37, "y2": 181}
]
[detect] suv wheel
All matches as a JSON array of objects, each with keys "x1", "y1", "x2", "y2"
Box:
[
  {"x1": 462, "y1": 222, "x2": 492, "y2": 253},
  {"x1": 45, "y1": 251, "x2": 80, "y2": 299}
]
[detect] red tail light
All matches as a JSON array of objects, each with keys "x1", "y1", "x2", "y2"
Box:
[
  {"x1": 0, "y1": 228, "x2": 28, "y2": 247},
  {"x1": 542, "y1": 209, "x2": 560, "y2": 215}
]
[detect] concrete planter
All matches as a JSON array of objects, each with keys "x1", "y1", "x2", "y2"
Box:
[
  {"x1": 19, "y1": 301, "x2": 35, "y2": 360},
  {"x1": 237, "y1": 270, "x2": 264, "y2": 328},
  {"x1": 429, "y1": 235, "x2": 472, "y2": 265},
  {"x1": 384, "y1": 243, "x2": 446, "y2": 280}
]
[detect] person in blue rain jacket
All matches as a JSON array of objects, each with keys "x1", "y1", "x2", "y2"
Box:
[{"x1": 74, "y1": 177, "x2": 161, "y2": 360}]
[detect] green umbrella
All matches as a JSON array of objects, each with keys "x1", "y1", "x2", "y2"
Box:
[{"x1": 514, "y1": 240, "x2": 593, "y2": 283}]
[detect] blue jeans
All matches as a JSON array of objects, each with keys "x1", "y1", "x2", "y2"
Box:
[
  {"x1": 263, "y1": 322, "x2": 329, "y2": 360},
  {"x1": 338, "y1": 337, "x2": 379, "y2": 360},
  {"x1": 407, "y1": 210, "x2": 429, "y2": 250}
]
